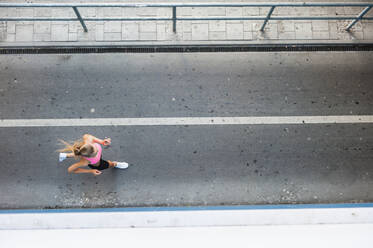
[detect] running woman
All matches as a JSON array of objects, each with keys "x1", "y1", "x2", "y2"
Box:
[{"x1": 58, "y1": 134, "x2": 129, "y2": 176}]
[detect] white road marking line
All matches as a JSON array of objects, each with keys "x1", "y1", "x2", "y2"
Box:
[{"x1": 0, "y1": 115, "x2": 373, "y2": 127}]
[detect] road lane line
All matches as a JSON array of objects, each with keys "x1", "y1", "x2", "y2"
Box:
[{"x1": 0, "y1": 115, "x2": 373, "y2": 127}]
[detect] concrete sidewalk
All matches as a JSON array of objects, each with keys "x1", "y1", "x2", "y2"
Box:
[{"x1": 0, "y1": 1, "x2": 373, "y2": 45}]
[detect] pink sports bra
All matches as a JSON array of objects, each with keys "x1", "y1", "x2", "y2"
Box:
[{"x1": 82, "y1": 143, "x2": 102, "y2": 164}]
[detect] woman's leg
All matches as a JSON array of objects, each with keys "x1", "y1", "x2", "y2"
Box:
[
  {"x1": 107, "y1": 160, "x2": 129, "y2": 169},
  {"x1": 107, "y1": 160, "x2": 117, "y2": 168},
  {"x1": 66, "y1": 153, "x2": 75, "y2": 158}
]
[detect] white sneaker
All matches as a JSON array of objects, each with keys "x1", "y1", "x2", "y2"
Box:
[
  {"x1": 59, "y1": 153, "x2": 67, "y2": 162},
  {"x1": 115, "y1": 161, "x2": 129, "y2": 169}
]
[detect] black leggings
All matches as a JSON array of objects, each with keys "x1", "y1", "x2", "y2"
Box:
[{"x1": 88, "y1": 159, "x2": 110, "y2": 171}]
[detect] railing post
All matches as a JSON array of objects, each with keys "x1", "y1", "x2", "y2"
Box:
[
  {"x1": 72, "y1": 6, "x2": 88, "y2": 32},
  {"x1": 260, "y1": 6, "x2": 275, "y2": 32},
  {"x1": 346, "y1": 6, "x2": 372, "y2": 31},
  {"x1": 172, "y1": 6, "x2": 177, "y2": 33}
]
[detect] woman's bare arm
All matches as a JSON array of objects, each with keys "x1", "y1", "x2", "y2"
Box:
[
  {"x1": 67, "y1": 159, "x2": 92, "y2": 174},
  {"x1": 83, "y1": 134, "x2": 103, "y2": 144},
  {"x1": 72, "y1": 168, "x2": 95, "y2": 174},
  {"x1": 66, "y1": 153, "x2": 75, "y2": 158},
  {"x1": 83, "y1": 134, "x2": 110, "y2": 146}
]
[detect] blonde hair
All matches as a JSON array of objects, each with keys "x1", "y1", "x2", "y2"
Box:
[{"x1": 57, "y1": 139, "x2": 94, "y2": 158}]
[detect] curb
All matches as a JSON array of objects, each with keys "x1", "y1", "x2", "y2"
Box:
[{"x1": 1, "y1": 42, "x2": 373, "y2": 54}]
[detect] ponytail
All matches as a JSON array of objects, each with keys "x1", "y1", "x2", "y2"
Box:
[
  {"x1": 73, "y1": 147, "x2": 81, "y2": 156},
  {"x1": 57, "y1": 139, "x2": 85, "y2": 159}
]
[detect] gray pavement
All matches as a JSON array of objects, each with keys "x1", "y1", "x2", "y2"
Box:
[
  {"x1": 0, "y1": 52, "x2": 372, "y2": 209},
  {"x1": 1, "y1": 0, "x2": 373, "y2": 44}
]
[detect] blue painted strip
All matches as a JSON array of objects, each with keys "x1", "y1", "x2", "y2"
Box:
[{"x1": 0, "y1": 203, "x2": 372, "y2": 214}]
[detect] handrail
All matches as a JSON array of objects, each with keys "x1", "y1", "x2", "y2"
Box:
[
  {"x1": 0, "y1": 2, "x2": 372, "y2": 33},
  {"x1": 1, "y1": 3, "x2": 373, "y2": 7}
]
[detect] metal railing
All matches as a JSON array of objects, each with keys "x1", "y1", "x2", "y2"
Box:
[{"x1": 0, "y1": 2, "x2": 372, "y2": 33}]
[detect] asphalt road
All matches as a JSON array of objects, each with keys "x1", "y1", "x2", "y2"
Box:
[{"x1": 0, "y1": 52, "x2": 372, "y2": 209}]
